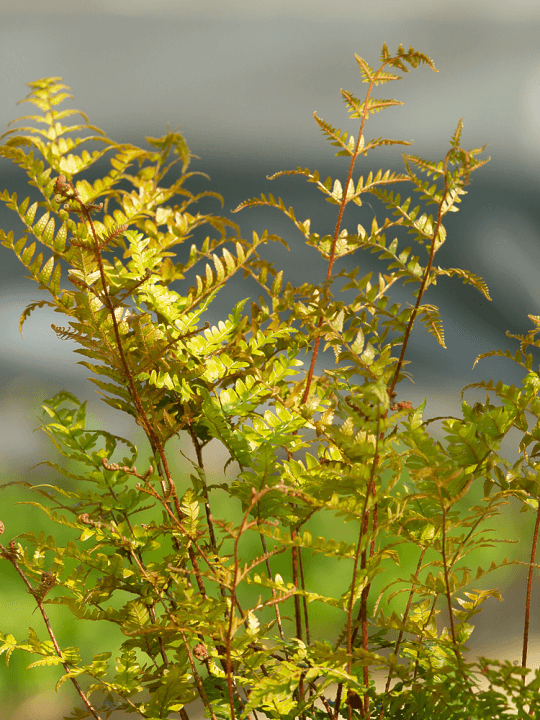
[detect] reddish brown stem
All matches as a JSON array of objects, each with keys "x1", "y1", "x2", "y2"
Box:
[
  {"x1": 522, "y1": 500, "x2": 540, "y2": 669},
  {"x1": 1, "y1": 551, "x2": 103, "y2": 720}
]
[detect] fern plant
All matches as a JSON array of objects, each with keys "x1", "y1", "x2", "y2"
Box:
[{"x1": 1, "y1": 43, "x2": 540, "y2": 720}]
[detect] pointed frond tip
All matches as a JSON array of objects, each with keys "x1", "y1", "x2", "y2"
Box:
[
  {"x1": 231, "y1": 193, "x2": 291, "y2": 214},
  {"x1": 354, "y1": 44, "x2": 437, "y2": 86},
  {"x1": 472, "y1": 347, "x2": 528, "y2": 371},
  {"x1": 24, "y1": 77, "x2": 65, "y2": 90},
  {"x1": 417, "y1": 303, "x2": 446, "y2": 348},
  {"x1": 19, "y1": 300, "x2": 56, "y2": 338},
  {"x1": 430, "y1": 267, "x2": 491, "y2": 301},
  {"x1": 382, "y1": 43, "x2": 438, "y2": 73},
  {"x1": 18, "y1": 77, "x2": 75, "y2": 112}
]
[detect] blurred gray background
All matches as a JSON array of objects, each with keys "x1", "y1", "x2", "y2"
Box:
[{"x1": 1, "y1": 1, "x2": 540, "y2": 717}]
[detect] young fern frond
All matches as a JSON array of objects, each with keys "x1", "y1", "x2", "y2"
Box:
[{"x1": 1, "y1": 78, "x2": 113, "y2": 176}]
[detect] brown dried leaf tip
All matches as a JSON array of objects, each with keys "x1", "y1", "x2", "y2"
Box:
[
  {"x1": 193, "y1": 643, "x2": 209, "y2": 661},
  {"x1": 391, "y1": 401, "x2": 413, "y2": 411},
  {"x1": 54, "y1": 174, "x2": 72, "y2": 196}
]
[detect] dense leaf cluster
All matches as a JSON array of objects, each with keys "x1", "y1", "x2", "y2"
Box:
[{"x1": 2, "y1": 44, "x2": 540, "y2": 719}]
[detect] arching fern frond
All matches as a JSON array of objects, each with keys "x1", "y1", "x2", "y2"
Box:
[{"x1": 430, "y1": 266, "x2": 491, "y2": 301}]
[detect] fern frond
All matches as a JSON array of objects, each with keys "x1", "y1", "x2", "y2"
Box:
[
  {"x1": 402, "y1": 153, "x2": 446, "y2": 179},
  {"x1": 16, "y1": 77, "x2": 74, "y2": 111},
  {"x1": 472, "y1": 347, "x2": 532, "y2": 372},
  {"x1": 354, "y1": 55, "x2": 401, "y2": 86},
  {"x1": 312, "y1": 113, "x2": 357, "y2": 156},
  {"x1": 353, "y1": 43, "x2": 436, "y2": 89},
  {"x1": 382, "y1": 43, "x2": 438, "y2": 73},
  {"x1": 369, "y1": 187, "x2": 444, "y2": 244},
  {"x1": 340, "y1": 90, "x2": 404, "y2": 120},
  {"x1": 430, "y1": 266, "x2": 491, "y2": 300},
  {"x1": 1, "y1": 226, "x2": 64, "y2": 296},
  {"x1": 416, "y1": 303, "x2": 446, "y2": 348},
  {"x1": 361, "y1": 136, "x2": 413, "y2": 155},
  {"x1": 18, "y1": 299, "x2": 56, "y2": 338},
  {"x1": 51, "y1": 324, "x2": 82, "y2": 342},
  {"x1": 232, "y1": 191, "x2": 299, "y2": 215}
]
